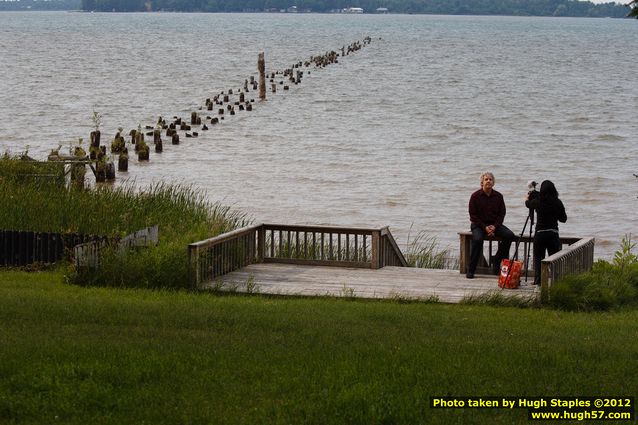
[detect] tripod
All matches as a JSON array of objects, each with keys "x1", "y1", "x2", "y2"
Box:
[
  {"x1": 524, "y1": 206, "x2": 535, "y2": 283},
  {"x1": 501, "y1": 212, "x2": 532, "y2": 288}
]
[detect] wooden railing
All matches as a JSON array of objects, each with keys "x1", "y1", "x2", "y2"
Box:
[
  {"x1": 0, "y1": 229, "x2": 106, "y2": 267},
  {"x1": 380, "y1": 227, "x2": 408, "y2": 267},
  {"x1": 189, "y1": 224, "x2": 407, "y2": 289},
  {"x1": 188, "y1": 224, "x2": 261, "y2": 289},
  {"x1": 458, "y1": 231, "x2": 581, "y2": 277},
  {"x1": 540, "y1": 237, "x2": 595, "y2": 302},
  {"x1": 74, "y1": 225, "x2": 159, "y2": 269}
]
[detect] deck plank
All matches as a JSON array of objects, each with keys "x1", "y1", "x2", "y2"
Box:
[{"x1": 202, "y1": 264, "x2": 539, "y2": 303}]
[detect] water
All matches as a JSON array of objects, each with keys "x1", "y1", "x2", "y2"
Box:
[{"x1": 1, "y1": 12, "x2": 637, "y2": 259}]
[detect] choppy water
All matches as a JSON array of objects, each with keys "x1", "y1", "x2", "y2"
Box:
[{"x1": 1, "y1": 12, "x2": 637, "y2": 258}]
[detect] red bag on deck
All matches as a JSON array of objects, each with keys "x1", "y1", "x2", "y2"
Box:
[{"x1": 498, "y1": 259, "x2": 522, "y2": 289}]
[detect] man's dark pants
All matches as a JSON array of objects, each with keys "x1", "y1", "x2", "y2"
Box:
[{"x1": 469, "y1": 223, "x2": 516, "y2": 275}]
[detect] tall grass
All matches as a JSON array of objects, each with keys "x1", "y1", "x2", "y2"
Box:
[
  {"x1": 0, "y1": 179, "x2": 244, "y2": 238},
  {"x1": 405, "y1": 229, "x2": 457, "y2": 269},
  {"x1": 0, "y1": 176, "x2": 248, "y2": 289},
  {"x1": 0, "y1": 153, "x2": 65, "y2": 187}
]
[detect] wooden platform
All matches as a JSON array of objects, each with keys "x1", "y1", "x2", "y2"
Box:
[{"x1": 203, "y1": 263, "x2": 539, "y2": 303}]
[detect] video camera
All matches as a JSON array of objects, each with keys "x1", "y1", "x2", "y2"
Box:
[
  {"x1": 527, "y1": 180, "x2": 539, "y2": 200},
  {"x1": 527, "y1": 180, "x2": 539, "y2": 220}
]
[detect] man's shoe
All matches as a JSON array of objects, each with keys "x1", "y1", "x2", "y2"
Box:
[{"x1": 466, "y1": 272, "x2": 474, "y2": 279}]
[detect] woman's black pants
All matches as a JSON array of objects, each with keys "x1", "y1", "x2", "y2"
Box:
[{"x1": 533, "y1": 230, "x2": 561, "y2": 285}]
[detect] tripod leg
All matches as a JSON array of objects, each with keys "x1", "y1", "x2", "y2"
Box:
[
  {"x1": 502, "y1": 215, "x2": 529, "y2": 288},
  {"x1": 524, "y1": 211, "x2": 534, "y2": 283}
]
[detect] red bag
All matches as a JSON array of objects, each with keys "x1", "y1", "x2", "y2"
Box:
[{"x1": 498, "y1": 259, "x2": 522, "y2": 289}]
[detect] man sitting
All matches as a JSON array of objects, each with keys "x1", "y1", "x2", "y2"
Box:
[{"x1": 467, "y1": 171, "x2": 516, "y2": 279}]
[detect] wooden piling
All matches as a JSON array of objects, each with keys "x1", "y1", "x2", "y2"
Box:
[
  {"x1": 90, "y1": 130, "x2": 101, "y2": 148},
  {"x1": 258, "y1": 52, "x2": 266, "y2": 100},
  {"x1": 138, "y1": 146, "x2": 149, "y2": 161},
  {"x1": 71, "y1": 149, "x2": 86, "y2": 189},
  {"x1": 118, "y1": 149, "x2": 128, "y2": 172},
  {"x1": 105, "y1": 161, "x2": 116, "y2": 181},
  {"x1": 96, "y1": 161, "x2": 106, "y2": 183}
]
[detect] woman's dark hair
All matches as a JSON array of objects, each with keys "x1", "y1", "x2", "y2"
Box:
[{"x1": 540, "y1": 180, "x2": 559, "y2": 200}]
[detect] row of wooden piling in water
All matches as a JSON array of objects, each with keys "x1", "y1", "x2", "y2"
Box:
[{"x1": 55, "y1": 37, "x2": 375, "y2": 186}]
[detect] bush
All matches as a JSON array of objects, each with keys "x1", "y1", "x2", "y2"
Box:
[{"x1": 548, "y1": 235, "x2": 638, "y2": 311}]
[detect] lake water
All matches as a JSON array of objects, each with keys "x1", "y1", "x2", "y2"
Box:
[{"x1": 1, "y1": 12, "x2": 637, "y2": 259}]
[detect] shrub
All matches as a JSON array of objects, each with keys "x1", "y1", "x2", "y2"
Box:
[{"x1": 548, "y1": 235, "x2": 638, "y2": 311}]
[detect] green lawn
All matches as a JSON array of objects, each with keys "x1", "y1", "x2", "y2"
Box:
[{"x1": 1, "y1": 270, "x2": 636, "y2": 424}]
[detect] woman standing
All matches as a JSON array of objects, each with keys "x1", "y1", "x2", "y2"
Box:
[{"x1": 525, "y1": 180, "x2": 567, "y2": 286}]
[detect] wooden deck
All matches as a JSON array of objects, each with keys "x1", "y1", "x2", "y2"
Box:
[{"x1": 203, "y1": 263, "x2": 540, "y2": 303}]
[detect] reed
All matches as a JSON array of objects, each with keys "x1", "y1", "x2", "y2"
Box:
[
  {"x1": 0, "y1": 175, "x2": 248, "y2": 289},
  {"x1": 0, "y1": 179, "x2": 245, "y2": 238},
  {"x1": 405, "y1": 229, "x2": 457, "y2": 269},
  {"x1": 0, "y1": 153, "x2": 65, "y2": 187}
]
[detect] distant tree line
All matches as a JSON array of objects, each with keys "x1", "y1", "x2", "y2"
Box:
[
  {"x1": 78, "y1": 0, "x2": 629, "y2": 17},
  {"x1": 0, "y1": 0, "x2": 80, "y2": 10}
]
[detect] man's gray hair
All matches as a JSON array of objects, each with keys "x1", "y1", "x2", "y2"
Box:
[{"x1": 480, "y1": 171, "x2": 495, "y2": 184}]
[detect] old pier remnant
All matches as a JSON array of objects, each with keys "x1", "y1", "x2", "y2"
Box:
[
  {"x1": 59, "y1": 37, "x2": 374, "y2": 181},
  {"x1": 258, "y1": 52, "x2": 266, "y2": 101}
]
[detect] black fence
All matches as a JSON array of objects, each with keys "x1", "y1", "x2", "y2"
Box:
[{"x1": 0, "y1": 230, "x2": 106, "y2": 267}]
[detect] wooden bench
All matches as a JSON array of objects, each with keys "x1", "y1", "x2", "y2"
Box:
[{"x1": 458, "y1": 231, "x2": 581, "y2": 277}]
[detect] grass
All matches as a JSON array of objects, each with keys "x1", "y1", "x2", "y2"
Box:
[
  {"x1": 0, "y1": 178, "x2": 244, "y2": 240},
  {"x1": 1, "y1": 270, "x2": 637, "y2": 425},
  {"x1": 460, "y1": 290, "x2": 540, "y2": 308},
  {"x1": 0, "y1": 154, "x2": 65, "y2": 187},
  {"x1": 405, "y1": 229, "x2": 457, "y2": 270},
  {"x1": 549, "y1": 235, "x2": 638, "y2": 311},
  {"x1": 0, "y1": 175, "x2": 248, "y2": 289}
]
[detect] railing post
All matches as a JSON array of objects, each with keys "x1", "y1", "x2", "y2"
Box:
[
  {"x1": 371, "y1": 230, "x2": 380, "y2": 269},
  {"x1": 189, "y1": 244, "x2": 199, "y2": 290},
  {"x1": 257, "y1": 225, "x2": 265, "y2": 263},
  {"x1": 540, "y1": 261, "x2": 551, "y2": 304},
  {"x1": 459, "y1": 233, "x2": 471, "y2": 274}
]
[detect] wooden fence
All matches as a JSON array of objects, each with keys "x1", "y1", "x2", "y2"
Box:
[
  {"x1": 540, "y1": 237, "x2": 595, "y2": 302},
  {"x1": 0, "y1": 230, "x2": 106, "y2": 267},
  {"x1": 73, "y1": 225, "x2": 159, "y2": 269},
  {"x1": 188, "y1": 224, "x2": 407, "y2": 289}
]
